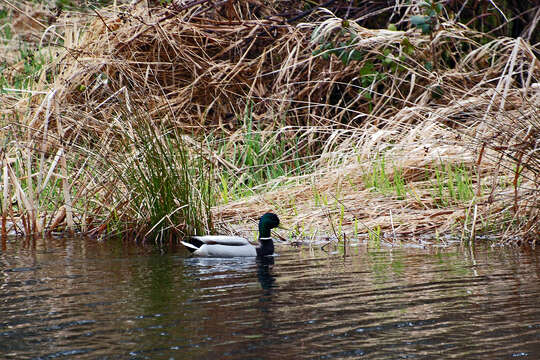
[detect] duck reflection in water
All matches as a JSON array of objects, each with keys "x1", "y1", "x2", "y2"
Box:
[
  {"x1": 183, "y1": 255, "x2": 277, "y2": 291},
  {"x1": 256, "y1": 256, "x2": 276, "y2": 332},
  {"x1": 256, "y1": 256, "x2": 276, "y2": 291}
]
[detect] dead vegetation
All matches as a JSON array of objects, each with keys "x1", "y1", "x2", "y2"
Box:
[{"x1": 0, "y1": 0, "x2": 538, "y2": 245}]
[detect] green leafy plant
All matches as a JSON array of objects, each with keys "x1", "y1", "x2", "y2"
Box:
[
  {"x1": 410, "y1": 0, "x2": 443, "y2": 35},
  {"x1": 312, "y1": 38, "x2": 363, "y2": 66}
]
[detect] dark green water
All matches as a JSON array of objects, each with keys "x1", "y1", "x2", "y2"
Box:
[{"x1": 1, "y1": 237, "x2": 539, "y2": 359}]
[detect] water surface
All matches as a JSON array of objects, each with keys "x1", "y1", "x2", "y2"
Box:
[{"x1": 1, "y1": 237, "x2": 539, "y2": 359}]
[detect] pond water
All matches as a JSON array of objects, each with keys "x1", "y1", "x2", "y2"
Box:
[{"x1": 1, "y1": 237, "x2": 539, "y2": 359}]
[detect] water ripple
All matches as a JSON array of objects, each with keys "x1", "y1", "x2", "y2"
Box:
[{"x1": 0, "y1": 239, "x2": 539, "y2": 359}]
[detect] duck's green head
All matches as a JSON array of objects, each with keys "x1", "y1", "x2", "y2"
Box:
[{"x1": 258, "y1": 213, "x2": 280, "y2": 238}]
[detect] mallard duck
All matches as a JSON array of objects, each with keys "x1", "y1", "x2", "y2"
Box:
[{"x1": 180, "y1": 213, "x2": 282, "y2": 257}]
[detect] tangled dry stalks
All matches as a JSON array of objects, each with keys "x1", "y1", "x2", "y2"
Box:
[{"x1": 0, "y1": 0, "x2": 538, "y2": 244}]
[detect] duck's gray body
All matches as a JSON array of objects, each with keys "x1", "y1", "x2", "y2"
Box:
[
  {"x1": 181, "y1": 213, "x2": 280, "y2": 258},
  {"x1": 181, "y1": 236, "x2": 258, "y2": 257}
]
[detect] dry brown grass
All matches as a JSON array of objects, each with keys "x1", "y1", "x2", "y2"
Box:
[{"x1": 0, "y1": 1, "x2": 538, "y2": 244}]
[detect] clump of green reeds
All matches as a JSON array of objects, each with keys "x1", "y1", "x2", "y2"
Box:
[
  {"x1": 363, "y1": 153, "x2": 407, "y2": 199},
  {"x1": 430, "y1": 162, "x2": 475, "y2": 207},
  {"x1": 0, "y1": 106, "x2": 215, "y2": 241},
  {"x1": 209, "y1": 105, "x2": 322, "y2": 202},
  {"x1": 109, "y1": 109, "x2": 214, "y2": 242}
]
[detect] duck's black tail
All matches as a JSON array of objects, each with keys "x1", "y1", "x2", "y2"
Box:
[{"x1": 180, "y1": 238, "x2": 204, "y2": 253}]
